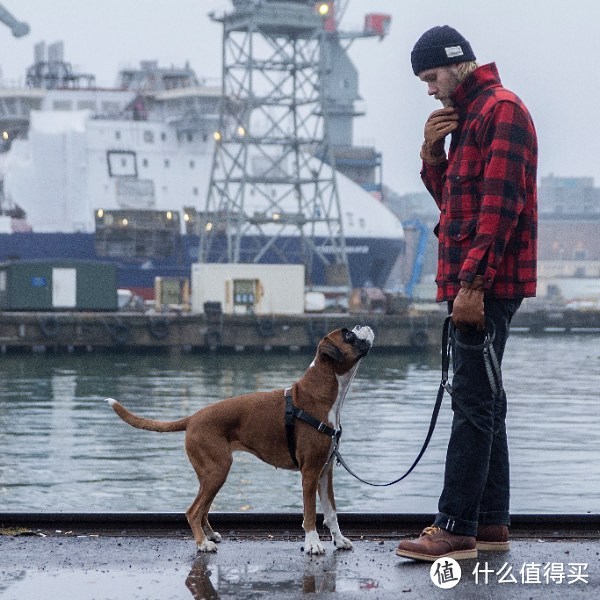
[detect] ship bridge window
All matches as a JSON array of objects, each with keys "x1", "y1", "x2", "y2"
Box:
[
  {"x1": 359, "y1": 218, "x2": 366, "y2": 228},
  {"x1": 164, "y1": 159, "x2": 170, "y2": 168},
  {"x1": 115, "y1": 131, "x2": 121, "y2": 140},
  {"x1": 107, "y1": 151, "x2": 137, "y2": 177},
  {"x1": 144, "y1": 131, "x2": 155, "y2": 143},
  {"x1": 189, "y1": 160, "x2": 195, "y2": 168},
  {"x1": 161, "y1": 132, "x2": 167, "y2": 141},
  {"x1": 346, "y1": 212, "x2": 354, "y2": 227},
  {"x1": 142, "y1": 159, "x2": 148, "y2": 168}
]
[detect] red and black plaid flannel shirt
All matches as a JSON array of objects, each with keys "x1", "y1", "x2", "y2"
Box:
[{"x1": 422, "y1": 63, "x2": 538, "y2": 302}]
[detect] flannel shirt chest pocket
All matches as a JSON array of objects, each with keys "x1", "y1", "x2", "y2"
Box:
[{"x1": 442, "y1": 159, "x2": 482, "y2": 242}]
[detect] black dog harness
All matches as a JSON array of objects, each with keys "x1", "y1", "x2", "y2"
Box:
[{"x1": 284, "y1": 387, "x2": 342, "y2": 468}]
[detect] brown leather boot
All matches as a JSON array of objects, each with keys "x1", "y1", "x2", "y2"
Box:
[
  {"x1": 476, "y1": 524, "x2": 510, "y2": 551},
  {"x1": 396, "y1": 526, "x2": 477, "y2": 561}
]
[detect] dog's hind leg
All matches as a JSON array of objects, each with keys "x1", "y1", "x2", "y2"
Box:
[
  {"x1": 186, "y1": 489, "x2": 216, "y2": 552},
  {"x1": 186, "y1": 448, "x2": 232, "y2": 552},
  {"x1": 301, "y1": 471, "x2": 325, "y2": 555},
  {"x1": 318, "y1": 464, "x2": 353, "y2": 550}
]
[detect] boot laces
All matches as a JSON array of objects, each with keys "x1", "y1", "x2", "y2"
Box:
[{"x1": 421, "y1": 525, "x2": 442, "y2": 536}]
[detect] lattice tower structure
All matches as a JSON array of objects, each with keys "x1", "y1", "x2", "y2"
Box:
[{"x1": 200, "y1": 0, "x2": 350, "y2": 289}]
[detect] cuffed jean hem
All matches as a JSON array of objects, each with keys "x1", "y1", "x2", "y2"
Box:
[
  {"x1": 477, "y1": 511, "x2": 511, "y2": 527},
  {"x1": 434, "y1": 512, "x2": 478, "y2": 537}
]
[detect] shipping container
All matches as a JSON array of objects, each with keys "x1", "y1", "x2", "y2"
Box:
[{"x1": 0, "y1": 260, "x2": 118, "y2": 311}]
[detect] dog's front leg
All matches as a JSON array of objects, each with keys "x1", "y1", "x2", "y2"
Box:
[
  {"x1": 301, "y1": 471, "x2": 325, "y2": 555},
  {"x1": 318, "y1": 464, "x2": 353, "y2": 550}
]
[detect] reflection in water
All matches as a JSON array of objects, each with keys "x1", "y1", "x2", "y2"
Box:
[
  {"x1": 1, "y1": 335, "x2": 599, "y2": 514},
  {"x1": 186, "y1": 555, "x2": 219, "y2": 599},
  {"x1": 302, "y1": 556, "x2": 338, "y2": 594},
  {"x1": 185, "y1": 553, "x2": 380, "y2": 598}
]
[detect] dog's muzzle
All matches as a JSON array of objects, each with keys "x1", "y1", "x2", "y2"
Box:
[{"x1": 352, "y1": 325, "x2": 374, "y2": 356}]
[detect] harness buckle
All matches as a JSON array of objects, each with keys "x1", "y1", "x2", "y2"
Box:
[{"x1": 317, "y1": 422, "x2": 327, "y2": 433}]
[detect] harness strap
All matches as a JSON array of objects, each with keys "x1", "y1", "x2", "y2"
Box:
[
  {"x1": 284, "y1": 389, "x2": 299, "y2": 468},
  {"x1": 284, "y1": 387, "x2": 341, "y2": 468}
]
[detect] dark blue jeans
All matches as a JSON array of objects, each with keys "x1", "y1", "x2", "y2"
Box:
[{"x1": 433, "y1": 298, "x2": 522, "y2": 537}]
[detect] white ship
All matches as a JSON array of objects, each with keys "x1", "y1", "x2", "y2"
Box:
[{"x1": 0, "y1": 26, "x2": 404, "y2": 298}]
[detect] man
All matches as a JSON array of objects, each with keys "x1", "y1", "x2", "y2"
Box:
[{"x1": 396, "y1": 26, "x2": 538, "y2": 561}]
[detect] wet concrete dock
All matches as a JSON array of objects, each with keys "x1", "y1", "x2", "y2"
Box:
[{"x1": 1, "y1": 513, "x2": 599, "y2": 599}]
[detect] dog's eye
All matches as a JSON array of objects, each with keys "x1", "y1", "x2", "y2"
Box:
[{"x1": 344, "y1": 330, "x2": 356, "y2": 343}]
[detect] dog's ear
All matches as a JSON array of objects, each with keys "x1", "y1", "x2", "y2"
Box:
[{"x1": 319, "y1": 340, "x2": 343, "y2": 363}]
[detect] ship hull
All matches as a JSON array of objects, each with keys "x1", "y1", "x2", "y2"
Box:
[{"x1": 0, "y1": 232, "x2": 404, "y2": 299}]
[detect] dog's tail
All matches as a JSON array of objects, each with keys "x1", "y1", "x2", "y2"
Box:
[{"x1": 106, "y1": 398, "x2": 189, "y2": 432}]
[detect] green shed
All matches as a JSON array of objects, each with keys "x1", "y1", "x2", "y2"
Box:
[{"x1": 0, "y1": 260, "x2": 118, "y2": 311}]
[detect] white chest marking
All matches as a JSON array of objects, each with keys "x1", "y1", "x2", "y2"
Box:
[{"x1": 328, "y1": 363, "x2": 359, "y2": 428}]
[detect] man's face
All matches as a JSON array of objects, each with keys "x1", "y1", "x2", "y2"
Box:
[{"x1": 418, "y1": 66, "x2": 461, "y2": 107}]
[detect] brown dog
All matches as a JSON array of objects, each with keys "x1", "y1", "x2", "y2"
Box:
[{"x1": 107, "y1": 325, "x2": 374, "y2": 554}]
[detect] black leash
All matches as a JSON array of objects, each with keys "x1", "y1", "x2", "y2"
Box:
[
  {"x1": 283, "y1": 317, "x2": 503, "y2": 485},
  {"x1": 333, "y1": 315, "x2": 503, "y2": 487},
  {"x1": 332, "y1": 316, "x2": 453, "y2": 487}
]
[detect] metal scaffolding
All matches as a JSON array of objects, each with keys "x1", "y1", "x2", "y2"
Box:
[{"x1": 199, "y1": 0, "x2": 350, "y2": 289}]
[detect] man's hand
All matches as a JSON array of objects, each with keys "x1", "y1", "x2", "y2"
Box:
[
  {"x1": 451, "y1": 275, "x2": 485, "y2": 332},
  {"x1": 421, "y1": 107, "x2": 458, "y2": 165}
]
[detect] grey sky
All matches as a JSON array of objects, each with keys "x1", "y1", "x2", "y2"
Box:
[{"x1": 1, "y1": 0, "x2": 596, "y2": 195}]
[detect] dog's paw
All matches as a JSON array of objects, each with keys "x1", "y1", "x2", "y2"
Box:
[
  {"x1": 206, "y1": 531, "x2": 222, "y2": 543},
  {"x1": 197, "y1": 540, "x2": 218, "y2": 553},
  {"x1": 303, "y1": 531, "x2": 325, "y2": 555},
  {"x1": 304, "y1": 541, "x2": 326, "y2": 555},
  {"x1": 333, "y1": 535, "x2": 353, "y2": 550}
]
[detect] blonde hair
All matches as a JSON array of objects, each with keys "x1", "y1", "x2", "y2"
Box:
[{"x1": 456, "y1": 61, "x2": 479, "y2": 83}]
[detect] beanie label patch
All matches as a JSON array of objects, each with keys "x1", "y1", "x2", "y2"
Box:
[{"x1": 445, "y1": 45, "x2": 464, "y2": 58}]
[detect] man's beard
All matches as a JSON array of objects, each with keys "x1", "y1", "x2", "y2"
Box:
[{"x1": 439, "y1": 71, "x2": 460, "y2": 107}]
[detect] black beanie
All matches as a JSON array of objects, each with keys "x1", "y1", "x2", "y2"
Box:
[{"x1": 411, "y1": 25, "x2": 476, "y2": 75}]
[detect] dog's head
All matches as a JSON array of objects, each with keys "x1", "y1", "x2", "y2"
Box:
[{"x1": 318, "y1": 325, "x2": 374, "y2": 373}]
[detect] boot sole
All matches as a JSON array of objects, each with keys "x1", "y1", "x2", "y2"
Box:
[
  {"x1": 395, "y1": 548, "x2": 478, "y2": 562},
  {"x1": 476, "y1": 540, "x2": 510, "y2": 551}
]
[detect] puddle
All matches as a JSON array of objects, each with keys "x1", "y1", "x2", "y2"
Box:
[
  {"x1": 1, "y1": 557, "x2": 382, "y2": 599},
  {"x1": 0, "y1": 569, "x2": 189, "y2": 600},
  {"x1": 186, "y1": 554, "x2": 382, "y2": 597}
]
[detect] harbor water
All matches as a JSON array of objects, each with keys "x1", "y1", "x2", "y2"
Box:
[{"x1": 0, "y1": 333, "x2": 599, "y2": 515}]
